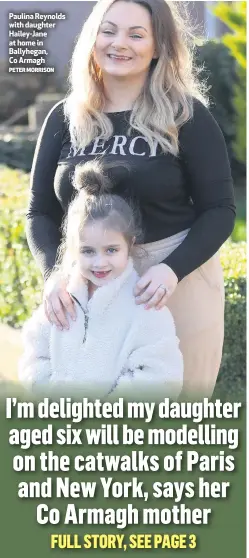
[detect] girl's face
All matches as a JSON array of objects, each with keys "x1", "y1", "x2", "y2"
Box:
[
  {"x1": 94, "y1": 1, "x2": 157, "y2": 79},
  {"x1": 79, "y1": 221, "x2": 130, "y2": 286}
]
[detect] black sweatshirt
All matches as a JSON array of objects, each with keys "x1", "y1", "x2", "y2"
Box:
[{"x1": 26, "y1": 98, "x2": 235, "y2": 281}]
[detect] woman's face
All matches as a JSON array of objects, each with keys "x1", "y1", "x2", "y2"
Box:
[{"x1": 94, "y1": 1, "x2": 157, "y2": 79}]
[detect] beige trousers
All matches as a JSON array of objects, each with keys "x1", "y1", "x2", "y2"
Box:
[{"x1": 134, "y1": 231, "x2": 225, "y2": 397}]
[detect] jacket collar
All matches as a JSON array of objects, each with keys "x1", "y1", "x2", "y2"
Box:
[{"x1": 67, "y1": 258, "x2": 136, "y2": 315}]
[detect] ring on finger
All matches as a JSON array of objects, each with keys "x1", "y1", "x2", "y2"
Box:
[{"x1": 157, "y1": 284, "x2": 167, "y2": 296}]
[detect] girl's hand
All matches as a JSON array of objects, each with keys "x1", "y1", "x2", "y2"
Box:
[
  {"x1": 134, "y1": 263, "x2": 178, "y2": 310},
  {"x1": 43, "y1": 273, "x2": 76, "y2": 330}
]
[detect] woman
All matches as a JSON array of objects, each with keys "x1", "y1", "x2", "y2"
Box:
[{"x1": 26, "y1": 0, "x2": 235, "y2": 395}]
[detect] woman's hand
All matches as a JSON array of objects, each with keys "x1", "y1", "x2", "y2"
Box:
[
  {"x1": 43, "y1": 272, "x2": 76, "y2": 330},
  {"x1": 134, "y1": 263, "x2": 178, "y2": 310}
]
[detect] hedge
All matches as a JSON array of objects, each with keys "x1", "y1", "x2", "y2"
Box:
[
  {"x1": 0, "y1": 166, "x2": 246, "y2": 395},
  {"x1": 0, "y1": 166, "x2": 43, "y2": 326},
  {"x1": 0, "y1": 133, "x2": 36, "y2": 173},
  {"x1": 196, "y1": 41, "x2": 237, "y2": 166},
  {"x1": 196, "y1": 40, "x2": 245, "y2": 181},
  {"x1": 215, "y1": 241, "x2": 246, "y2": 398}
]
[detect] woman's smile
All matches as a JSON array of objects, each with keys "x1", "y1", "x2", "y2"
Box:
[{"x1": 108, "y1": 54, "x2": 132, "y2": 61}]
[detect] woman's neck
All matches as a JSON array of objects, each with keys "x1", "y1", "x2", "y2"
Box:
[{"x1": 103, "y1": 73, "x2": 147, "y2": 112}]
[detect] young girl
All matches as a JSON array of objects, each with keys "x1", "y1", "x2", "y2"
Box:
[{"x1": 19, "y1": 161, "x2": 183, "y2": 397}]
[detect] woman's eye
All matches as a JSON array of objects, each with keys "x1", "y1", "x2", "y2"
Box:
[
  {"x1": 107, "y1": 247, "x2": 117, "y2": 254},
  {"x1": 131, "y1": 34, "x2": 142, "y2": 39},
  {"x1": 102, "y1": 30, "x2": 115, "y2": 35}
]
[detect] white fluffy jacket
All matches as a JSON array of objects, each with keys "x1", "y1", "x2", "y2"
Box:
[{"x1": 19, "y1": 260, "x2": 183, "y2": 397}]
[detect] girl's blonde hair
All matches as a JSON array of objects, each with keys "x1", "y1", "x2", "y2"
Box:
[
  {"x1": 64, "y1": 0, "x2": 208, "y2": 156},
  {"x1": 57, "y1": 161, "x2": 142, "y2": 275}
]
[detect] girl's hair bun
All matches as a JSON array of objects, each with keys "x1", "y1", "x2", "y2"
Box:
[
  {"x1": 73, "y1": 160, "x2": 112, "y2": 195},
  {"x1": 73, "y1": 159, "x2": 131, "y2": 196}
]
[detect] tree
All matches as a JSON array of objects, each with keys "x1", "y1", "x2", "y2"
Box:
[{"x1": 213, "y1": 2, "x2": 246, "y2": 166}]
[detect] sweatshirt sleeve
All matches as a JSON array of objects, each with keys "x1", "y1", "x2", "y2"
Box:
[
  {"x1": 18, "y1": 306, "x2": 52, "y2": 387},
  {"x1": 26, "y1": 101, "x2": 65, "y2": 280},
  {"x1": 163, "y1": 99, "x2": 236, "y2": 281},
  {"x1": 114, "y1": 307, "x2": 183, "y2": 398}
]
